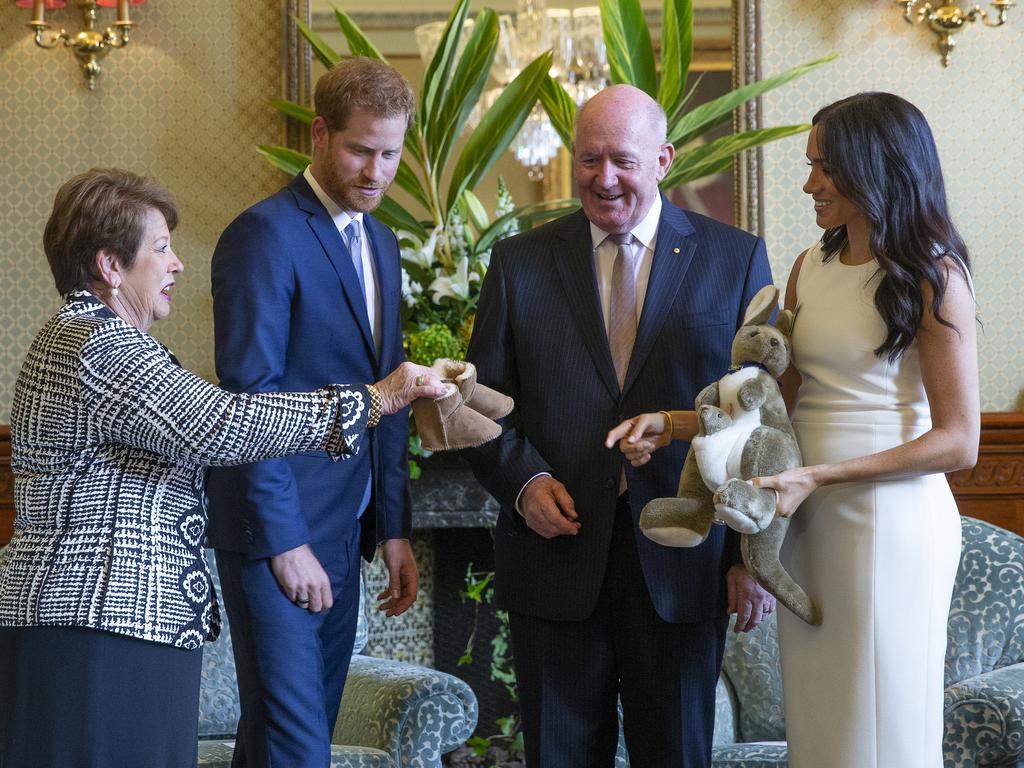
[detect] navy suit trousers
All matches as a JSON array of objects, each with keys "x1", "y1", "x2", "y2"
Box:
[{"x1": 214, "y1": 521, "x2": 361, "y2": 768}]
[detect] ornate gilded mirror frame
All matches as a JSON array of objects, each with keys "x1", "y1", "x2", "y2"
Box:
[
  {"x1": 281, "y1": 1, "x2": 764, "y2": 234},
  {"x1": 733, "y1": 0, "x2": 763, "y2": 237},
  {"x1": 283, "y1": 0, "x2": 313, "y2": 154}
]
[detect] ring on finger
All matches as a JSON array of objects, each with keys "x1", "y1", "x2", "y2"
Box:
[
  {"x1": 415, "y1": 374, "x2": 426, "y2": 386},
  {"x1": 296, "y1": 597, "x2": 310, "y2": 606}
]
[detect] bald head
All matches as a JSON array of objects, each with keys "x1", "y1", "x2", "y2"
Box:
[
  {"x1": 572, "y1": 85, "x2": 674, "y2": 235},
  {"x1": 575, "y1": 85, "x2": 668, "y2": 145}
]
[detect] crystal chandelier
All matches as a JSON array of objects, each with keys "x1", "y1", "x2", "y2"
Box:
[{"x1": 415, "y1": 1, "x2": 609, "y2": 180}]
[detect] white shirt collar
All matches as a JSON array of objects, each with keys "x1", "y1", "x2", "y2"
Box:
[
  {"x1": 303, "y1": 166, "x2": 363, "y2": 231},
  {"x1": 588, "y1": 194, "x2": 662, "y2": 252}
]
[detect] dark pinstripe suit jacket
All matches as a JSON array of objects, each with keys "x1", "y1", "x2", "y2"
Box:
[{"x1": 465, "y1": 200, "x2": 773, "y2": 623}]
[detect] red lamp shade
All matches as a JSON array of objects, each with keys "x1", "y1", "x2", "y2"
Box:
[
  {"x1": 95, "y1": 0, "x2": 147, "y2": 4},
  {"x1": 14, "y1": 1, "x2": 66, "y2": 7}
]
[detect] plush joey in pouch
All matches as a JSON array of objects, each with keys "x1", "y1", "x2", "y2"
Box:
[
  {"x1": 639, "y1": 285, "x2": 821, "y2": 625},
  {"x1": 411, "y1": 359, "x2": 513, "y2": 451}
]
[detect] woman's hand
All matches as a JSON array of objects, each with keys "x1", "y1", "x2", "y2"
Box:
[
  {"x1": 605, "y1": 412, "x2": 672, "y2": 467},
  {"x1": 751, "y1": 466, "x2": 821, "y2": 518},
  {"x1": 374, "y1": 362, "x2": 447, "y2": 415}
]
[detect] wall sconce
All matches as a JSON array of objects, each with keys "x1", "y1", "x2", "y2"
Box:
[
  {"x1": 16, "y1": 0, "x2": 147, "y2": 90},
  {"x1": 896, "y1": 1, "x2": 1013, "y2": 66}
]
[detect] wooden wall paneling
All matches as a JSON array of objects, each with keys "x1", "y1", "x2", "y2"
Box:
[{"x1": 947, "y1": 412, "x2": 1024, "y2": 534}]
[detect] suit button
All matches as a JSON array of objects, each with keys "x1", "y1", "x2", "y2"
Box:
[{"x1": 604, "y1": 478, "x2": 616, "y2": 489}]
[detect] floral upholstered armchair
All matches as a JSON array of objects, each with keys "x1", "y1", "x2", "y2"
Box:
[
  {"x1": 197, "y1": 553, "x2": 478, "y2": 768},
  {"x1": 614, "y1": 517, "x2": 1024, "y2": 768}
]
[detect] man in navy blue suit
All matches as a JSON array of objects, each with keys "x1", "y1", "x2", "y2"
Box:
[
  {"x1": 206, "y1": 58, "x2": 420, "y2": 767},
  {"x1": 464, "y1": 85, "x2": 776, "y2": 767}
]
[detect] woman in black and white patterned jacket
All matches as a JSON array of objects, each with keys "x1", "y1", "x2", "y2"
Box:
[{"x1": 0, "y1": 168, "x2": 445, "y2": 768}]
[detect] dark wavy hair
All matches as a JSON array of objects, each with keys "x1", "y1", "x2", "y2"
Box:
[{"x1": 812, "y1": 92, "x2": 970, "y2": 361}]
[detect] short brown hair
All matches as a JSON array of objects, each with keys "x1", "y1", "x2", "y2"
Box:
[
  {"x1": 314, "y1": 57, "x2": 415, "y2": 132},
  {"x1": 43, "y1": 168, "x2": 179, "y2": 296}
]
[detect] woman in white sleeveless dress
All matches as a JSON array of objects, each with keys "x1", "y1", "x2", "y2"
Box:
[
  {"x1": 606, "y1": 92, "x2": 979, "y2": 767},
  {"x1": 760, "y1": 92, "x2": 978, "y2": 767}
]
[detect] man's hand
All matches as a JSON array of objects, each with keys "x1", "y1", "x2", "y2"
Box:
[
  {"x1": 270, "y1": 543, "x2": 333, "y2": 613},
  {"x1": 377, "y1": 538, "x2": 419, "y2": 617},
  {"x1": 520, "y1": 475, "x2": 579, "y2": 538},
  {"x1": 726, "y1": 564, "x2": 776, "y2": 633}
]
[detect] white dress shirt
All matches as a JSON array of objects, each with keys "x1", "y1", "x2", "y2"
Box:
[{"x1": 304, "y1": 166, "x2": 381, "y2": 351}]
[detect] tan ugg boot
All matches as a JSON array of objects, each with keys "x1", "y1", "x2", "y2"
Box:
[
  {"x1": 429, "y1": 358, "x2": 513, "y2": 419},
  {"x1": 411, "y1": 382, "x2": 503, "y2": 451}
]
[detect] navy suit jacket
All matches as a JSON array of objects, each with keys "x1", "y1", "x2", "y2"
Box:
[
  {"x1": 206, "y1": 173, "x2": 411, "y2": 562},
  {"x1": 464, "y1": 199, "x2": 772, "y2": 623}
]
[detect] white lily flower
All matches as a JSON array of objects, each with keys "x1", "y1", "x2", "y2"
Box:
[
  {"x1": 400, "y1": 227, "x2": 441, "y2": 271},
  {"x1": 429, "y1": 256, "x2": 479, "y2": 304}
]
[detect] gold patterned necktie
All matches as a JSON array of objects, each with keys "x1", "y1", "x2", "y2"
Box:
[{"x1": 607, "y1": 232, "x2": 637, "y2": 388}]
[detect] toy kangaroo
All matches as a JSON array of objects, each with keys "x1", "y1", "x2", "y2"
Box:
[{"x1": 640, "y1": 285, "x2": 821, "y2": 625}]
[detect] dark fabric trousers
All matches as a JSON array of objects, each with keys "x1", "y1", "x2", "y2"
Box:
[
  {"x1": 0, "y1": 625, "x2": 202, "y2": 768},
  {"x1": 508, "y1": 495, "x2": 728, "y2": 768},
  {"x1": 215, "y1": 520, "x2": 362, "y2": 768}
]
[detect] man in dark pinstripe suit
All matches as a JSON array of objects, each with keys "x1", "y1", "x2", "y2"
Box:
[{"x1": 464, "y1": 85, "x2": 776, "y2": 767}]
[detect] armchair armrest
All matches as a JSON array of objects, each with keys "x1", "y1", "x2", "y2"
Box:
[
  {"x1": 713, "y1": 675, "x2": 740, "y2": 746},
  {"x1": 944, "y1": 661, "x2": 1024, "y2": 767},
  {"x1": 333, "y1": 654, "x2": 479, "y2": 768}
]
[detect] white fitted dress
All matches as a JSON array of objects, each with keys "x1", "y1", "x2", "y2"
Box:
[{"x1": 778, "y1": 243, "x2": 962, "y2": 768}]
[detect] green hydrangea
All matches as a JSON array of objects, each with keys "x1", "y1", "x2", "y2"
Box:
[{"x1": 407, "y1": 323, "x2": 463, "y2": 366}]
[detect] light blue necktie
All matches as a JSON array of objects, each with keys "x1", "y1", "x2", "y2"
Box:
[
  {"x1": 345, "y1": 218, "x2": 373, "y2": 517},
  {"x1": 345, "y1": 218, "x2": 366, "y2": 297}
]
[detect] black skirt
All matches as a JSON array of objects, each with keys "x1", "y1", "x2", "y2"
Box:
[{"x1": 0, "y1": 625, "x2": 203, "y2": 768}]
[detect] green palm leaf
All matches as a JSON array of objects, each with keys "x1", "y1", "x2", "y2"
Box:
[
  {"x1": 420, "y1": 0, "x2": 472, "y2": 142},
  {"x1": 404, "y1": 117, "x2": 424, "y2": 168},
  {"x1": 668, "y1": 54, "x2": 836, "y2": 148},
  {"x1": 600, "y1": 0, "x2": 656, "y2": 96},
  {"x1": 394, "y1": 159, "x2": 431, "y2": 214},
  {"x1": 331, "y1": 6, "x2": 386, "y2": 60},
  {"x1": 270, "y1": 99, "x2": 315, "y2": 125},
  {"x1": 445, "y1": 52, "x2": 553, "y2": 215},
  {"x1": 539, "y1": 75, "x2": 577, "y2": 152},
  {"x1": 661, "y1": 125, "x2": 810, "y2": 189},
  {"x1": 376, "y1": 196, "x2": 429, "y2": 241},
  {"x1": 658, "y1": 0, "x2": 693, "y2": 119},
  {"x1": 257, "y1": 145, "x2": 310, "y2": 176},
  {"x1": 295, "y1": 18, "x2": 341, "y2": 70},
  {"x1": 430, "y1": 9, "x2": 499, "y2": 179}
]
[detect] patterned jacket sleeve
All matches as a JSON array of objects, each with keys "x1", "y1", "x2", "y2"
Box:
[{"x1": 78, "y1": 319, "x2": 370, "y2": 466}]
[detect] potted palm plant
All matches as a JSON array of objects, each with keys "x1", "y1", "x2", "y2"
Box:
[{"x1": 260, "y1": 0, "x2": 832, "y2": 369}]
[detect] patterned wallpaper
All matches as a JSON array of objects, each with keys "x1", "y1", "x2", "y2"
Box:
[
  {"x1": 0, "y1": 1, "x2": 288, "y2": 421},
  {"x1": 758, "y1": 2, "x2": 1024, "y2": 411},
  {"x1": 363, "y1": 532, "x2": 435, "y2": 665}
]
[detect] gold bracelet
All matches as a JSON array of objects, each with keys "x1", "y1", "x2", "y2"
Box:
[
  {"x1": 658, "y1": 410, "x2": 674, "y2": 440},
  {"x1": 365, "y1": 384, "x2": 383, "y2": 428}
]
